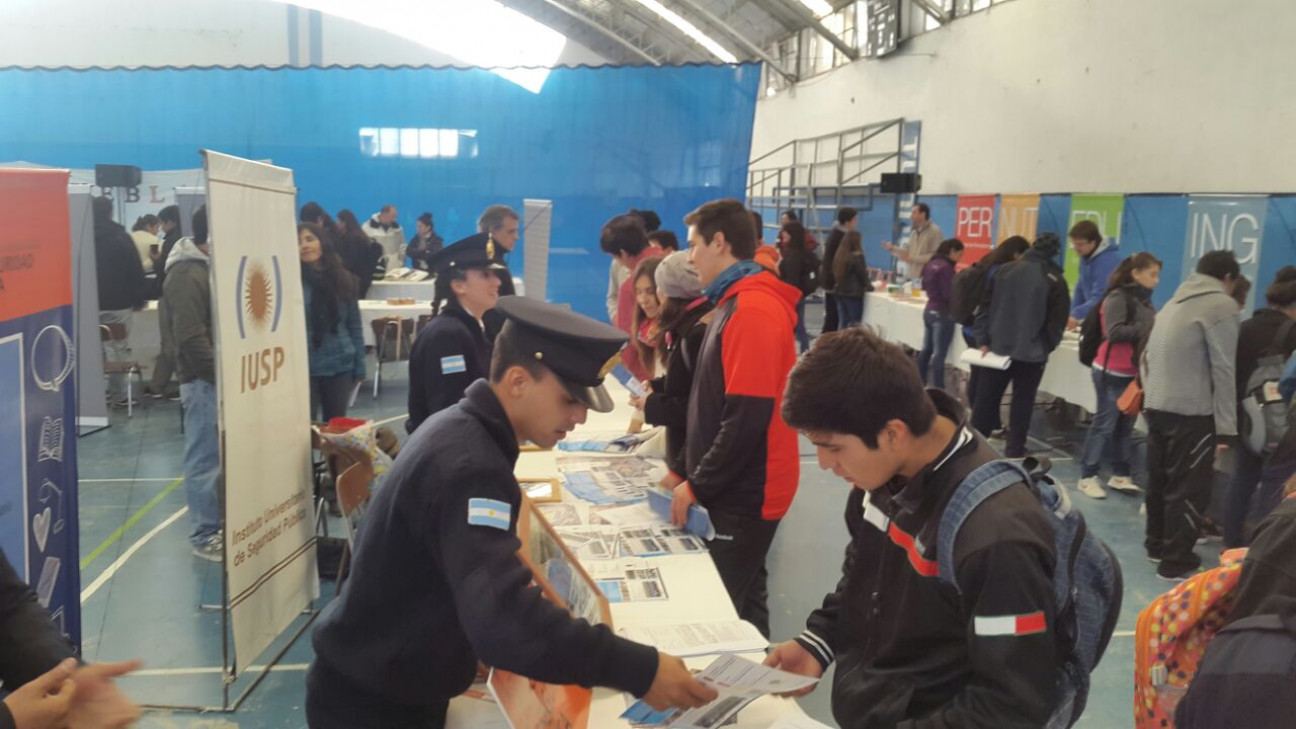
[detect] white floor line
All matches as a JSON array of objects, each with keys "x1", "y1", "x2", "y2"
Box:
[
  {"x1": 80, "y1": 478, "x2": 183, "y2": 484},
  {"x1": 131, "y1": 663, "x2": 311, "y2": 677},
  {"x1": 1112, "y1": 630, "x2": 1136, "y2": 638},
  {"x1": 81, "y1": 506, "x2": 189, "y2": 604}
]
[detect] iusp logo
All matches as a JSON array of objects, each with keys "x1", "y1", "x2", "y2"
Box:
[{"x1": 235, "y1": 255, "x2": 283, "y2": 339}]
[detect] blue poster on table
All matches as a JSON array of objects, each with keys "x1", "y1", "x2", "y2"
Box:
[{"x1": 0, "y1": 169, "x2": 81, "y2": 645}]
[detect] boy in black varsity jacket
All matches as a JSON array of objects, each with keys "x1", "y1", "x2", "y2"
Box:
[{"x1": 766, "y1": 327, "x2": 1061, "y2": 729}]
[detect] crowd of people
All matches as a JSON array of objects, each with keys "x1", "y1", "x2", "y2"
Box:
[{"x1": 47, "y1": 192, "x2": 1296, "y2": 728}]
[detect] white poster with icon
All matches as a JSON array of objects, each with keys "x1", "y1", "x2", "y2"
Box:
[{"x1": 205, "y1": 150, "x2": 318, "y2": 674}]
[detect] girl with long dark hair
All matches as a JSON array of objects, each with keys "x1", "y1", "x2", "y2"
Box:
[
  {"x1": 960, "y1": 235, "x2": 1030, "y2": 417},
  {"x1": 1075, "y1": 252, "x2": 1162, "y2": 500},
  {"x1": 630, "y1": 257, "x2": 665, "y2": 377},
  {"x1": 633, "y1": 251, "x2": 714, "y2": 489},
  {"x1": 832, "y1": 230, "x2": 871, "y2": 327},
  {"x1": 336, "y1": 209, "x2": 383, "y2": 297},
  {"x1": 299, "y1": 223, "x2": 365, "y2": 421},
  {"x1": 777, "y1": 221, "x2": 817, "y2": 353}
]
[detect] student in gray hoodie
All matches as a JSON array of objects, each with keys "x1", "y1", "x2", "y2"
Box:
[
  {"x1": 1143, "y1": 250, "x2": 1242, "y2": 580},
  {"x1": 161, "y1": 206, "x2": 223, "y2": 563},
  {"x1": 970, "y1": 232, "x2": 1070, "y2": 458}
]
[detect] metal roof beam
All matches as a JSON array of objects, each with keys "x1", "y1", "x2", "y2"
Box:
[
  {"x1": 668, "y1": 0, "x2": 798, "y2": 82},
  {"x1": 767, "y1": 0, "x2": 858, "y2": 60},
  {"x1": 603, "y1": 0, "x2": 715, "y2": 63},
  {"x1": 532, "y1": 0, "x2": 664, "y2": 64}
]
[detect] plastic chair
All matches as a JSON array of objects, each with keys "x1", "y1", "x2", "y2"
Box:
[{"x1": 99, "y1": 323, "x2": 144, "y2": 417}]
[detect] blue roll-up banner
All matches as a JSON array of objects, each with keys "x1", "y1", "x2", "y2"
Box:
[
  {"x1": 1183, "y1": 195, "x2": 1267, "y2": 312},
  {"x1": 0, "y1": 168, "x2": 81, "y2": 646}
]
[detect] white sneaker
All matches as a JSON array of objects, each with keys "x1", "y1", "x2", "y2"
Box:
[
  {"x1": 1107, "y1": 476, "x2": 1142, "y2": 494},
  {"x1": 192, "y1": 533, "x2": 223, "y2": 563},
  {"x1": 1077, "y1": 477, "x2": 1107, "y2": 499},
  {"x1": 1139, "y1": 503, "x2": 1147, "y2": 516}
]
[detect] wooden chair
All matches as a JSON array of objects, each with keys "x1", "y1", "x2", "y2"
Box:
[
  {"x1": 99, "y1": 323, "x2": 144, "y2": 417},
  {"x1": 370, "y1": 316, "x2": 413, "y2": 399},
  {"x1": 333, "y1": 459, "x2": 374, "y2": 593}
]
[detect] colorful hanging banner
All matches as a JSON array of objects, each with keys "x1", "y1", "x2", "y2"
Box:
[
  {"x1": 955, "y1": 194, "x2": 997, "y2": 266},
  {"x1": 1183, "y1": 195, "x2": 1267, "y2": 311},
  {"x1": 1066, "y1": 194, "x2": 1125, "y2": 288},
  {"x1": 0, "y1": 168, "x2": 81, "y2": 646},
  {"x1": 997, "y1": 194, "x2": 1040, "y2": 244}
]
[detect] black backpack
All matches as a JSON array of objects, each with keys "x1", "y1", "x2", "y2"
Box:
[
  {"x1": 1078, "y1": 290, "x2": 1135, "y2": 368},
  {"x1": 949, "y1": 263, "x2": 989, "y2": 326}
]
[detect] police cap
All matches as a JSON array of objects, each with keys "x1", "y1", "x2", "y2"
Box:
[
  {"x1": 427, "y1": 232, "x2": 507, "y2": 277},
  {"x1": 494, "y1": 296, "x2": 628, "y2": 413}
]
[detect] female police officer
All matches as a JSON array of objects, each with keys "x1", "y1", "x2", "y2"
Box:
[
  {"x1": 406, "y1": 233, "x2": 503, "y2": 433},
  {"x1": 308, "y1": 296, "x2": 717, "y2": 727}
]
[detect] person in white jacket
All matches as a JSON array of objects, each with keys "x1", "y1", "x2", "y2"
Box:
[{"x1": 363, "y1": 205, "x2": 405, "y2": 270}]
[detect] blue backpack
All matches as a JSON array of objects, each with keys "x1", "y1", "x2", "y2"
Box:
[{"x1": 936, "y1": 458, "x2": 1123, "y2": 729}]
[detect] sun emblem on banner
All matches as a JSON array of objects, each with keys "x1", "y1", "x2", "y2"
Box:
[
  {"x1": 235, "y1": 255, "x2": 284, "y2": 339},
  {"x1": 244, "y1": 261, "x2": 275, "y2": 331}
]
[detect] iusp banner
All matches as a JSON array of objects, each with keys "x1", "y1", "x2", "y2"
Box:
[
  {"x1": 205, "y1": 151, "x2": 317, "y2": 674},
  {"x1": 955, "y1": 195, "x2": 996, "y2": 266},
  {"x1": 1183, "y1": 195, "x2": 1267, "y2": 311},
  {"x1": 0, "y1": 169, "x2": 81, "y2": 645}
]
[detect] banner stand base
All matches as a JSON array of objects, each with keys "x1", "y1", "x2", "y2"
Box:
[{"x1": 139, "y1": 607, "x2": 318, "y2": 715}]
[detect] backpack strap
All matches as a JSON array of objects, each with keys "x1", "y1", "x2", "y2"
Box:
[
  {"x1": 936, "y1": 459, "x2": 1035, "y2": 591},
  {"x1": 1267, "y1": 319, "x2": 1296, "y2": 358}
]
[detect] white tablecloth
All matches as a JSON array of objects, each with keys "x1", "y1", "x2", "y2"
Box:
[
  {"x1": 447, "y1": 379, "x2": 809, "y2": 728},
  {"x1": 862, "y1": 293, "x2": 1096, "y2": 412},
  {"x1": 365, "y1": 276, "x2": 525, "y2": 301},
  {"x1": 129, "y1": 300, "x2": 435, "y2": 377}
]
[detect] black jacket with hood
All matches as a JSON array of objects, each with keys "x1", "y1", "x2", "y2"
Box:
[
  {"x1": 643, "y1": 299, "x2": 714, "y2": 478},
  {"x1": 974, "y1": 243, "x2": 1070, "y2": 363},
  {"x1": 796, "y1": 391, "x2": 1060, "y2": 729},
  {"x1": 94, "y1": 218, "x2": 147, "y2": 311}
]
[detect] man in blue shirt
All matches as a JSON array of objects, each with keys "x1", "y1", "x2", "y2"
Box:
[{"x1": 1066, "y1": 220, "x2": 1122, "y2": 330}]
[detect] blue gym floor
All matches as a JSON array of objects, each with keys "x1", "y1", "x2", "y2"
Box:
[{"x1": 74, "y1": 301, "x2": 1219, "y2": 728}]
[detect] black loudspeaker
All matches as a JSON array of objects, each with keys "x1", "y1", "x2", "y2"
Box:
[
  {"x1": 880, "y1": 172, "x2": 922, "y2": 194},
  {"x1": 94, "y1": 164, "x2": 142, "y2": 188}
]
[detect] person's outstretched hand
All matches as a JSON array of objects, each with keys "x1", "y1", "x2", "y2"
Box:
[
  {"x1": 3, "y1": 658, "x2": 77, "y2": 729},
  {"x1": 670, "y1": 482, "x2": 695, "y2": 527},
  {"x1": 763, "y1": 641, "x2": 823, "y2": 697},
  {"x1": 68, "y1": 660, "x2": 142, "y2": 729},
  {"x1": 640, "y1": 653, "x2": 717, "y2": 712}
]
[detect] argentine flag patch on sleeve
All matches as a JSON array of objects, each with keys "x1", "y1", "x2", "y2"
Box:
[
  {"x1": 468, "y1": 498, "x2": 512, "y2": 531},
  {"x1": 441, "y1": 355, "x2": 467, "y2": 374}
]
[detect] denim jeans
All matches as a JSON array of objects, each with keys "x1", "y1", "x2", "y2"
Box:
[
  {"x1": 99, "y1": 309, "x2": 133, "y2": 400},
  {"x1": 180, "y1": 379, "x2": 222, "y2": 547},
  {"x1": 1080, "y1": 369, "x2": 1135, "y2": 479},
  {"x1": 918, "y1": 310, "x2": 957, "y2": 389},
  {"x1": 836, "y1": 295, "x2": 864, "y2": 328},
  {"x1": 794, "y1": 298, "x2": 811, "y2": 353}
]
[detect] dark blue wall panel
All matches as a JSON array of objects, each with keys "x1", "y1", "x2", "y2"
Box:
[{"x1": 0, "y1": 65, "x2": 760, "y2": 320}]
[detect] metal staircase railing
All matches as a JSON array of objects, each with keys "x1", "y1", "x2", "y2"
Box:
[{"x1": 747, "y1": 118, "x2": 905, "y2": 243}]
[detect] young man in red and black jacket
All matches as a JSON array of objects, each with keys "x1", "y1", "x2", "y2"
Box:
[
  {"x1": 674, "y1": 198, "x2": 801, "y2": 639},
  {"x1": 766, "y1": 327, "x2": 1061, "y2": 729}
]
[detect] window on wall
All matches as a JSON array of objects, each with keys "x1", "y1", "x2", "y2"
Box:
[{"x1": 358, "y1": 128, "x2": 479, "y2": 158}]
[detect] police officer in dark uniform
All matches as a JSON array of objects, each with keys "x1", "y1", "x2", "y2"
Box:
[
  {"x1": 307, "y1": 296, "x2": 717, "y2": 728},
  {"x1": 406, "y1": 233, "x2": 503, "y2": 433}
]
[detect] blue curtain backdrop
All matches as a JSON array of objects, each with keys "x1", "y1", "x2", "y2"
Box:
[{"x1": 0, "y1": 65, "x2": 760, "y2": 320}]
